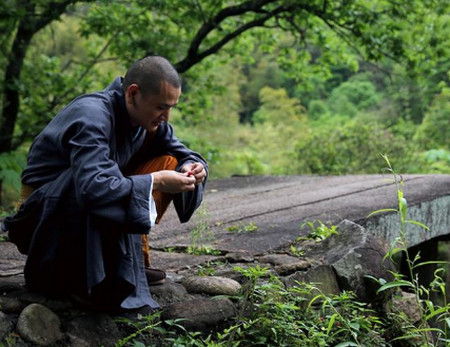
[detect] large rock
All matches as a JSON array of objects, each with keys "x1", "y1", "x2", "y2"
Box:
[
  {"x1": 161, "y1": 298, "x2": 236, "y2": 331},
  {"x1": 183, "y1": 276, "x2": 241, "y2": 296},
  {"x1": 282, "y1": 264, "x2": 340, "y2": 299},
  {"x1": 303, "y1": 219, "x2": 395, "y2": 302},
  {"x1": 16, "y1": 303, "x2": 63, "y2": 345}
]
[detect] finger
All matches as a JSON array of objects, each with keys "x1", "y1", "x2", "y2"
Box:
[{"x1": 191, "y1": 163, "x2": 203, "y2": 174}]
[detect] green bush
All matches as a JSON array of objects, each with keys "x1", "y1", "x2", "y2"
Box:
[
  {"x1": 294, "y1": 120, "x2": 419, "y2": 174},
  {"x1": 327, "y1": 79, "x2": 381, "y2": 114},
  {"x1": 414, "y1": 86, "x2": 450, "y2": 151}
]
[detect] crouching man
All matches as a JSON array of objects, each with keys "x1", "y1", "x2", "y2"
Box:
[{"x1": 2, "y1": 56, "x2": 207, "y2": 313}]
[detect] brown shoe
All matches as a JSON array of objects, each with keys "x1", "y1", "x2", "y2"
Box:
[{"x1": 145, "y1": 268, "x2": 166, "y2": 286}]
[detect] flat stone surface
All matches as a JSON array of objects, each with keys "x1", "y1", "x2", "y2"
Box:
[
  {"x1": 151, "y1": 174, "x2": 450, "y2": 255},
  {"x1": 1, "y1": 174, "x2": 449, "y2": 274}
]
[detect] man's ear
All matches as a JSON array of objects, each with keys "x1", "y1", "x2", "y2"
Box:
[{"x1": 125, "y1": 84, "x2": 140, "y2": 105}]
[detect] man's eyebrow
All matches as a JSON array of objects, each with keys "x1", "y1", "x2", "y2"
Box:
[{"x1": 160, "y1": 102, "x2": 178, "y2": 108}]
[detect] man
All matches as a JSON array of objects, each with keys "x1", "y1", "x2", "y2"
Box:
[{"x1": 2, "y1": 56, "x2": 208, "y2": 313}]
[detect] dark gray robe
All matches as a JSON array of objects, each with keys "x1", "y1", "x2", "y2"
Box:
[{"x1": 2, "y1": 78, "x2": 207, "y2": 310}]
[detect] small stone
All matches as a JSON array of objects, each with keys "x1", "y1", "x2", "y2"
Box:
[
  {"x1": 162, "y1": 298, "x2": 236, "y2": 331},
  {"x1": 183, "y1": 276, "x2": 241, "y2": 296},
  {"x1": 0, "y1": 296, "x2": 26, "y2": 313},
  {"x1": 0, "y1": 312, "x2": 12, "y2": 340},
  {"x1": 274, "y1": 260, "x2": 311, "y2": 275},
  {"x1": 17, "y1": 303, "x2": 63, "y2": 345}
]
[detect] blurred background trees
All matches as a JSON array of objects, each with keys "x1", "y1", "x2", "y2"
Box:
[{"x1": 1, "y1": 0, "x2": 449, "y2": 207}]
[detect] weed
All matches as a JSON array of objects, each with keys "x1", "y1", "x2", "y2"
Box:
[
  {"x1": 226, "y1": 222, "x2": 258, "y2": 233},
  {"x1": 196, "y1": 260, "x2": 226, "y2": 276},
  {"x1": 187, "y1": 245, "x2": 222, "y2": 256},
  {"x1": 299, "y1": 219, "x2": 338, "y2": 242},
  {"x1": 289, "y1": 244, "x2": 305, "y2": 257},
  {"x1": 162, "y1": 247, "x2": 177, "y2": 253},
  {"x1": 366, "y1": 154, "x2": 450, "y2": 346},
  {"x1": 189, "y1": 206, "x2": 217, "y2": 255},
  {"x1": 116, "y1": 156, "x2": 450, "y2": 346}
]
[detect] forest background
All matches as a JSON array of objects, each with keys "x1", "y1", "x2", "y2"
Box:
[{"x1": 0, "y1": 0, "x2": 449, "y2": 208}]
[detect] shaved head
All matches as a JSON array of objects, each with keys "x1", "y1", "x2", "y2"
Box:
[{"x1": 122, "y1": 56, "x2": 181, "y2": 96}]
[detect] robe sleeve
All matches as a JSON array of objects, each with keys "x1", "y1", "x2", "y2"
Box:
[
  {"x1": 65, "y1": 104, "x2": 152, "y2": 234},
  {"x1": 144, "y1": 122, "x2": 209, "y2": 223}
]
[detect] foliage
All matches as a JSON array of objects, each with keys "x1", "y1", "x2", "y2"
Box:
[
  {"x1": 414, "y1": 85, "x2": 450, "y2": 151},
  {"x1": 327, "y1": 78, "x2": 381, "y2": 115},
  {"x1": 226, "y1": 222, "x2": 258, "y2": 233},
  {"x1": 294, "y1": 119, "x2": 420, "y2": 175},
  {"x1": 0, "y1": 146, "x2": 27, "y2": 207},
  {"x1": 119, "y1": 266, "x2": 388, "y2": 346},
  {"x1": 289, "y1": 245, "x2": 305, "y2": 257},
  {"x1": 188, "y1": 206, "x2": 219, "y2": 255},
  {"x1": 366, "y1": 155, "x2": 450, "y2": 346},
  {"x1": 299, "y1": 220, "x2": 338, "y2": 242},
  {"x1": 0, "y1": 0, "x2": 449, "y2": 207}
]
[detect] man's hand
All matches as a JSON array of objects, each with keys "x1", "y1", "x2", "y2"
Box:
[
  {"x1": 181, "y1": 162, "x2": 206, "y2": 185},
  {"x1": 151, "y1": 170, "x2": 196, "y2": 193}
]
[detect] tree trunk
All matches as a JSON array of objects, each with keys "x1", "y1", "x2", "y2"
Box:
[{"x1": 0, "y1": 25, "x2": 34, "y2": 154}]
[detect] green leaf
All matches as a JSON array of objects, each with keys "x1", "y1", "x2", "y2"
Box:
[
  {"x1": 446, "y1": 317, "x2": 450, "y2": 329},
  {"x1": 307, "y1": 294, "x2": 323, "y2": 309},
  {"x1": 405, "y1": 219, "x2": 430, "y2": 230},
  {"x1": 349, "y1": 322, "x2": 360, "y2": 331},
  {"x1": 366, "y1": 208, "x2": 398, "y2": 218},
  {"x1": 413, "y1": 260, "x2": 449, "y2": 268},
  {"x1": 377, "y1": 280, "x2": 414, "y2": 293},
  {"x1": 326, "y1": 313, "x2": 338, "y2": 334},
  {"x1": 425, "y1": 305, "x2": 449, "y2": 321}
]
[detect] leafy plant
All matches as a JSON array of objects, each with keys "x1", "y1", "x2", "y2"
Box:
[
  {"x1": 226, "y1": 222, "x2": 258, "y2": 233},
  {"x1": 299, "y1": 220, "x2": 338, "y2": 242},
  {"x1": 215, "y1": 267, "x2": 387, "y2": 347},
  {"x1": 186, "y1": 245, "x2": 221, "y2": 256},
  {"x1": 188, "y1": 207, "x2": 217, "y2": 254},
  {"x1": 366, "y1": 154, "x2": 450, "y2": 346},
  {"x1": 114, "y1": 311, "x2": 162, "y2": 347},
  {"x1": 289, "y1": 244, "x2": 305, "y2": 257},
  {"x1": 196, "y1": 260, "x2": 226, "y2": 276}
]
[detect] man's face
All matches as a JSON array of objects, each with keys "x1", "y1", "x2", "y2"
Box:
[{"x1": 126, "y1": 81, "x2": 181, "y2": 132}]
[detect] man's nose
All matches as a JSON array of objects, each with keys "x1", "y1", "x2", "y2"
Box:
[{"x1": 161, "y1": 108, "x2": 171, "y2": 120}]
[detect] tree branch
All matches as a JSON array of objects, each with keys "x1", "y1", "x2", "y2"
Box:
[{"x1": 175, "y1": 1, "x2": 288, "y2": 72}]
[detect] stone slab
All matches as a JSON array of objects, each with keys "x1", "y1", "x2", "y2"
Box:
[
  {"x1": 150, "y1": 174, "x2": 450, "y2": 254},
  {"x1": 1, "y1": 174, "x2": 449, "y2": 274}
]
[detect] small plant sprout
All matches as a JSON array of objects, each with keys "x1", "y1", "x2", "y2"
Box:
[
  {"x1": 226, "y1": 222, "x2": 258, "y2": 233},
  {"x1": 299, "y1": 219, "x2": 338, "y2": 242},
  {"x1": 188, "y1": 206, "x2": 219, "y2": 255},
  {"x1": 290, "y1": 244, "x2": 305, "y2": 257}
]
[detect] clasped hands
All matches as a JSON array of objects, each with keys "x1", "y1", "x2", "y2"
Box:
[{"x1": 151, "y1": 162, "x2": 206, "y2": 194}]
